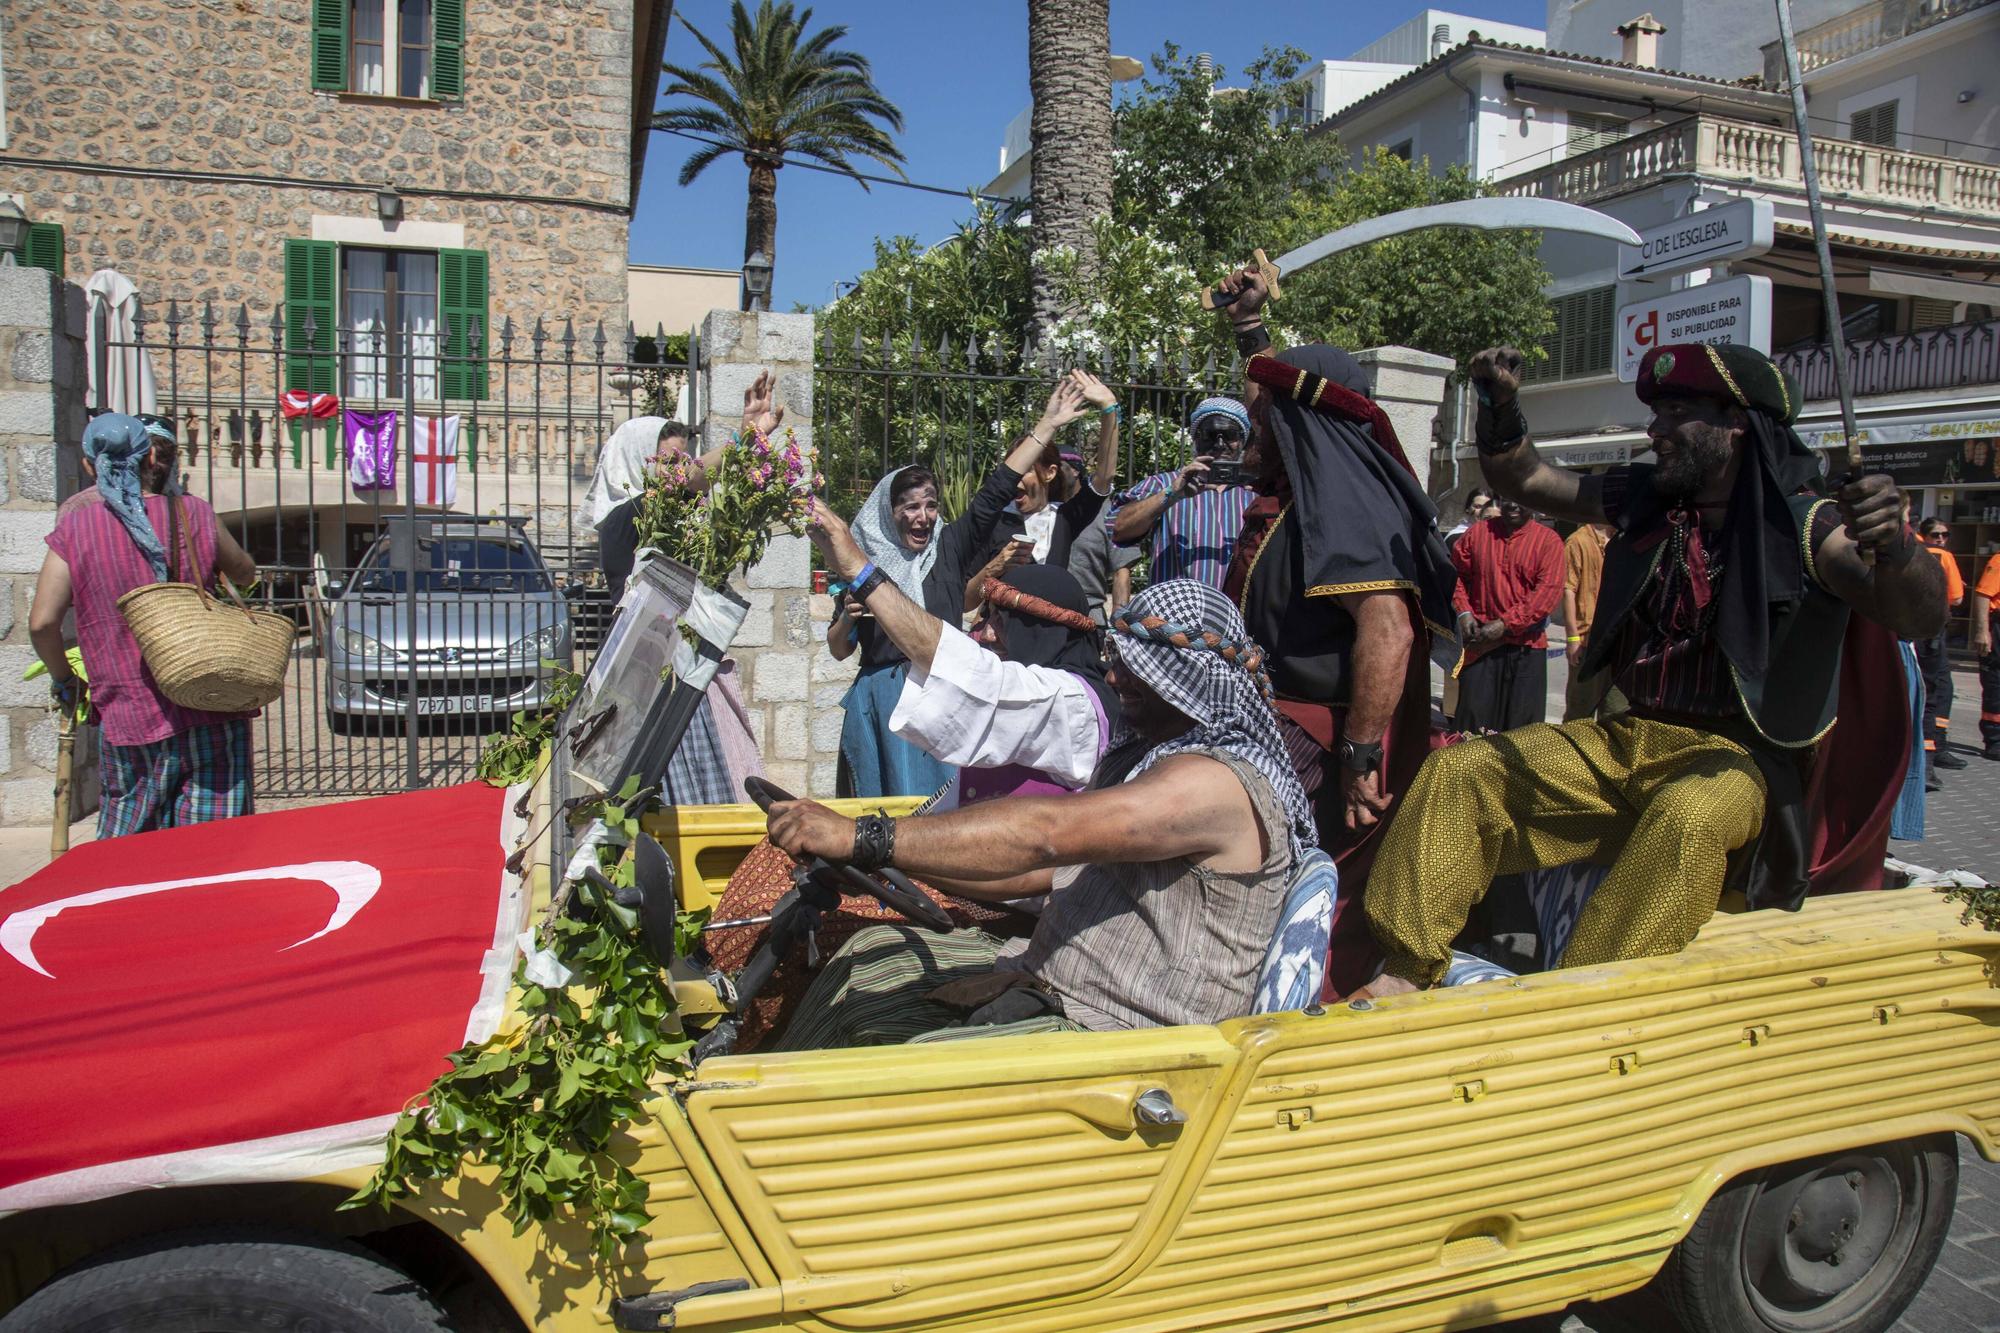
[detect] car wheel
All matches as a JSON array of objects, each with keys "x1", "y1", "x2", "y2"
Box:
[
  {"x1": 0, "y1": 1229, "x2": 453, "y2": 1332},
  {"x1": 1656, "y1": 1134, "x2": 1958, "y2": 1333}
]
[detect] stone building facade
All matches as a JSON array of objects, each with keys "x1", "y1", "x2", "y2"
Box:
[
  {"x1": 1, "y1": 0, "x2": 670, "y2": 547},
  {"x1": 4, "y1": 0, "x2": 665, "y2": 329}
]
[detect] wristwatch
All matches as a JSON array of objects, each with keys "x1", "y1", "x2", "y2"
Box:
[{"x1": 1338, "y1": 736, "x2": 1383, "y2": 774}]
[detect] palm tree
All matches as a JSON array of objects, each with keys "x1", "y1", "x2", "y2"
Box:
[
  {"x1": 654, "y1": 1, "x2": 905, "y2": 308},
  {"x1": 1027, "y1": 0, "x2": 1112, "y2": 334}
]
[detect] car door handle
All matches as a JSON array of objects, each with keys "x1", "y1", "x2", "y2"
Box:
[
  {"x1": 1133, "y1": 1087, "x2": 1188, "y2": 1127},
  {"x1": 1055, "y1": 1084, "x2": 1190, "y2": 1133}
]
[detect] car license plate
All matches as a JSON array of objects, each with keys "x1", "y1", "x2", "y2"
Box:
[{"x1": 415, "y1": 693, "x2": 498, "y2": 716}]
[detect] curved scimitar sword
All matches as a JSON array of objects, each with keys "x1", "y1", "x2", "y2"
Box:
[{"x1": 1203, "y1": 197, "x2": 1643, "y2": 305}]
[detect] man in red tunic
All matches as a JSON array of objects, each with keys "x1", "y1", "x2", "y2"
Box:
[{"x1": 1449, "y1": 497, "x2": 1565, "y2": 732}]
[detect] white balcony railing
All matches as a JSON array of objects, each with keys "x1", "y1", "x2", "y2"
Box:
[
  {"x1": 1494, "y1": 114, "x2": 2000, "y2": 216},
  {"x1": 1761, "y1": 0, "x2": 1994, "y2": 78}
]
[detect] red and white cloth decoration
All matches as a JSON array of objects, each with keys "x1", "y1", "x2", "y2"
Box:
[
  {"x1": 411, "y1": 414, "x2": 461, "y2": 506},
  {"x1": 0, "y1": 782, "x2": 527, "y2": 1215},
  {"x1": 279, "y1": 390, "x2": 342, "y2": 421}
]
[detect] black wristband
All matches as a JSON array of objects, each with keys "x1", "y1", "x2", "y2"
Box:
[
  {"x1": 1233, "y1": 321, "x2": 1271, "y2": 356},
  {"x1": 850, "y1": 814, "x2": 896, "y2": 872},
  {"x1": 1338, "y1": 737, "x2": 1384, "y2": 774},
  {"x1": 1475, "y1": 397, "x2": 1529, "y2": 455},
  {"x1": 852, "y1": 567, "x2": 889, "y2": 604}
]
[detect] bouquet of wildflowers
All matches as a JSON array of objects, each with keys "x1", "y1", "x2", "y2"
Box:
[{"x1": 632, "y1": 427, "x2": 821, "y2": 592}]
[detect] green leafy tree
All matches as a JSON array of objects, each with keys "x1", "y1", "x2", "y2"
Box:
[
  {"x1": 1111, "y1": 44, "x2": 1345, "y2": 275},
  {"x1": 654, "y1": 1, "x2": 905, "y2": 298},
  {"x1": 1271, "y1": 150, "x2": 1556, "y2": 373},
  {"x1": 814, "y1": 48, "x2": 1555, "y2": 499}
]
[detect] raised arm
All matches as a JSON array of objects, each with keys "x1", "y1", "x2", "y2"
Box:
[
  {"x1": 1815, "y1": 477, "x2": 1947, "y2": 640},
  {"x1": 689, "y1": 368, "x2": 784, "y2": 490},
  {"x1": 809, "y1": 498, "x2": 943, "y2": 672},
  {"x1": 1467, "y1": 348, "x2": 1608, "y2": 528}
]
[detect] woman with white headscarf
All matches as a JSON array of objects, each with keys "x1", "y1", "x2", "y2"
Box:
[
  {"x1": 829, "y1": 464, "x2": 953, "y2": 798},
  {"x1": 588, "y1": 415, "x2": 687, "y2": 593}
]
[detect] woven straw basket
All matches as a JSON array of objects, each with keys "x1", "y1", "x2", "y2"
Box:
[{"x1": 116, "y1": 499, "x2": 296, "y2": 713}]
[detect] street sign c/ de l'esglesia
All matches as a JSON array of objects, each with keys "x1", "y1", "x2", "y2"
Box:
[{"x1": 1617, "y1": 199, "x2": 1775, "y2": 282}]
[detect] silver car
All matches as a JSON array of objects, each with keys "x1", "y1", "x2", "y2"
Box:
[{"x1": 324, "y1": 515, "x2": 573, "y2": 733}]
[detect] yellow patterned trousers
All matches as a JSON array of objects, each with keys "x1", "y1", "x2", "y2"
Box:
[{"x1": 1367, "y1": 715, "x2": 1768, "y2": 985}]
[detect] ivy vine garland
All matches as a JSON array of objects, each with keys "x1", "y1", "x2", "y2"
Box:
[{"x1": 346, "y1": 780, "x2": 707, "y2": 1261}]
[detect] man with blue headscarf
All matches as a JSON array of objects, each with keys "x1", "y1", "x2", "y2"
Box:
[
  {"x1": 31, "y1": 413, "x2": 260, "y2": 837},
  {"x1": 1107, "y1": 396, "x2": 1258, "y2": 591},
  {"x1": 768, "y1": 579, "x2": 1315, "y2": 1048}
]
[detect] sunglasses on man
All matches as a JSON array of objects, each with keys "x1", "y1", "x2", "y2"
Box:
[{"x1": 1192, "y1": 422, "x2": 1245, "y2": 452}]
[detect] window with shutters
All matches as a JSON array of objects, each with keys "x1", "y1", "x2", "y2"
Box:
[
  {"x1": 1848, "y1": 99, "x2": 1899, "y2": 146},
  {"x1": 312, "y1": 0, "x2": 462, "y2": 100},
  {"x1": 1566, "y1": 112, "x2": 1626, "y2": 158},
  {"x1": 21, "y1": 222, "x2": 64, "y2": 278},
  {"x1": 1520, "y1": 285, "x2": 1616, "y2": 383},
  {"x1": 285, "y1": 240, "x2": 487, "y2": 402}
]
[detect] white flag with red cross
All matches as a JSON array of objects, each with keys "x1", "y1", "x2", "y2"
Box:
[{"x1": 411, "y1": 414, "x2": 460, "y2": 506}]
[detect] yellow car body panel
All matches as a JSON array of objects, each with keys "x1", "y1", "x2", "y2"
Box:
[{"x1": 661, "y1": 889, "x2": 1999, "y2": 1333}]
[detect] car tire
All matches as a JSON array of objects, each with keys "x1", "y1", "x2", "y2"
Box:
[
  {"x1": 1655, "y1": 1133, "x2": 1958, "y2": 1333},
  {"x1": 0, "y1": 1229, "x2": 454, "y2": 1333},
  {"x1": 328, "y1": 708, "x2": 354, "y2": 736}
]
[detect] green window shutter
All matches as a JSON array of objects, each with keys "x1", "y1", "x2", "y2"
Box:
[
  {"x1": 310, "y1": 0, "x2": 348, "y2": 92},
  {"x1": 461, "y1": 420, "x2": 477, "y2": 468},
  {"x1": 432, "y1": 0, "x2": 465, "y2": 100},
  {"x1": 21, "y1": 223, "x2": 65, "y2": 277},
  {"x1": 284, "y1": 238, "x2": 338, "y2": 394},
  {"x1": 439, "y1": 248, "x2": 490, "y2": 401}
]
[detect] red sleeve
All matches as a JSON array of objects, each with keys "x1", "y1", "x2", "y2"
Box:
[
  {"x1": 1450, "y1": 526, "x2": 1476, "y2": 615},
  {"x1": 1500, "y1": 528, "x2": 1567, "y2": 634}
]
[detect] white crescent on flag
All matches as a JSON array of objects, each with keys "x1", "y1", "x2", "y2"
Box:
[{"x1": 0, "y1": 861, "x2": 382, "y2": 980}]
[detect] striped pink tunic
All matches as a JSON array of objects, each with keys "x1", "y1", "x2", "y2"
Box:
[{"x1": 46, "y1": 489, "x2": 255, "y2": 747}]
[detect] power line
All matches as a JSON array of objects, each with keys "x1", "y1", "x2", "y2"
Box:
[{"x1": 649, "y1": 128, "x2": 1017, "y2": 204}]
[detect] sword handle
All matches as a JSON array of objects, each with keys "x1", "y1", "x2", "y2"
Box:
[{"x1": 1199, "y1": 249, "x2": 1284, "y2": 311}]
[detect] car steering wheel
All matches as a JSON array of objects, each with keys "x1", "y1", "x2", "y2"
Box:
[{"x1": 744, "y1": 776, "x2": 956, "y2": 933}]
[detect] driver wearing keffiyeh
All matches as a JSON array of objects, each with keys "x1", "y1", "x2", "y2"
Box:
[{"x1": 768, "y1": 579, "x2": 1315, "y2": 1048}]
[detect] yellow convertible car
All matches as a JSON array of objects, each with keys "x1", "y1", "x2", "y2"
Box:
[{"x1": 0, "y1": 780, "x2": 1994, "y2": 1333}]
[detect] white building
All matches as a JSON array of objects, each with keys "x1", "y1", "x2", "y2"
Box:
[{"x1": 1310, "y1": 0, "x2": 1999, "y2": 641}]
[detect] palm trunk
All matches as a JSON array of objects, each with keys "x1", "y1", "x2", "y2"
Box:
[
  {"x1": 743, "y1": 157, "x2": 780, "y2": 311},
  {"x1": 1027, "y1": 0, "x2": 1112, "y2": 337}
]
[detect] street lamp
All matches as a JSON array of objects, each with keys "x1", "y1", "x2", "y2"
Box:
[
  {"x1": 0, "y1": 199, "x2": 27, "y2": 266},
  {"x1": 741, "y1": 248, "x2": 772, "y2": 312}
]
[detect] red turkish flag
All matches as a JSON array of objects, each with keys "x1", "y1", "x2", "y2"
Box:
[{"x1": 0, "y1": 782, "x2": 521, "y2": 1212}]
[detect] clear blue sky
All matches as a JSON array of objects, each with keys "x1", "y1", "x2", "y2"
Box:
[{"x1": 629, "y1": 0, "x2": 1549, "y2": 315}]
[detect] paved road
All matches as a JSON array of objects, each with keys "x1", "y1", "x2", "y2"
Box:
[{"x1": 1496, "y1": 658, "x2": 2000, "y2": 1333}]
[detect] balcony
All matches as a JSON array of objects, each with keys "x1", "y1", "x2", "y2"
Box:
[
  {"x1": 1761, "y1": 0, "x2": 1994, "y2": 79},
  {"x1": 1493, "y1": 114, "x2": 2000, "y2": 217},
  {"x1": 1776, "y1": 318, "x2": 2000, "y2": 401}
]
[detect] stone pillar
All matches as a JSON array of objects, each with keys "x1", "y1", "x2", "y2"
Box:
[
  {"x1": 0, "y1": 265, "x2": 91, "y2": 830},
  {"x1": 698, "y1": 308, "x2": 853, "y2": 797},
  {"x1": 1352, "y1": 344, "x2": 1456, "y2": 484}
]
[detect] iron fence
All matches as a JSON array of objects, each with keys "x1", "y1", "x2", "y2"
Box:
[
  {"x1": 90, "y1": 298, "x2": 692, "y2": 800},
  {"x1": 811, "y1": 330, "x2": 1237, "y2": 514}
]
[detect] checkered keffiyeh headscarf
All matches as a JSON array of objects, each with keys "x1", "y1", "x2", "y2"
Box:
[{"x1": 1109, "y1": 579, "x2": 1317, "y2": 861}]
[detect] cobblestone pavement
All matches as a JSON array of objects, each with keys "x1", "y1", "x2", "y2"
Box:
[{"x1": 1502, "y1": 662, "x2": 2000, "y2": 1332}]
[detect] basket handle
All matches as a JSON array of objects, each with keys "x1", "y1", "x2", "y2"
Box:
[{"x1": 175, "y1": 497, "x2": 260, "y2": 623}]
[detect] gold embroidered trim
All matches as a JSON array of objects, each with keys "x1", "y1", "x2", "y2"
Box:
[
  {"x1": 1234, "y1": 502, "x2": 1291, "y2": 615},
  {"x1": 1294, "y1": 367, "x2": 1309, "y2": 399},
  {"x1": 1726, "y1": 660, "x2": 1839, "y2": 750},
  {"x1": 1800, "y1": 497, "x2": 1835, "y2": 591},
  {"x1": 1703, "y1": 344, "x2": 1749, "y2": 410},
  {"x1": 1306, "y1": 579, "x2": 1418, "y2": 598}
]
